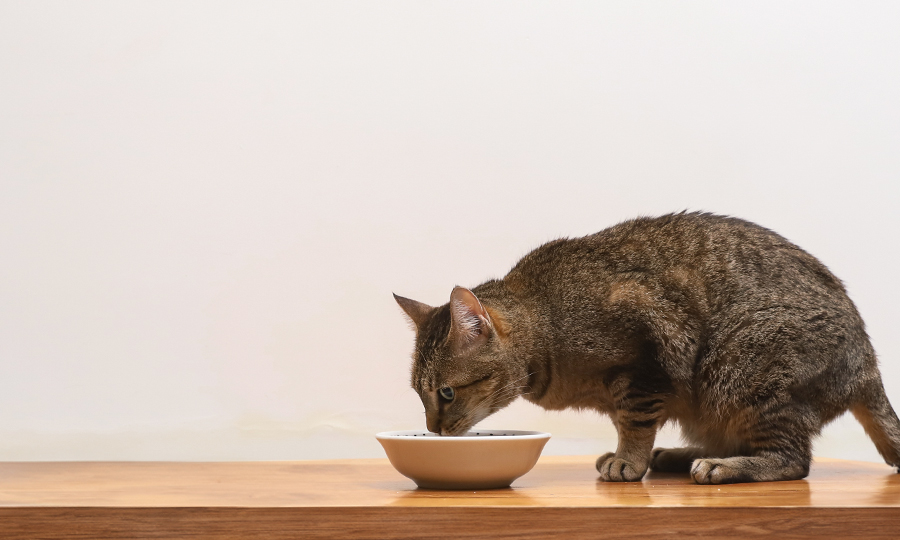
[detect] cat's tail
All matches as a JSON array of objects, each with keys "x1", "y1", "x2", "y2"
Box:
[{"x1": 852, "y1": 377, "x2": 900, "y2": 469}]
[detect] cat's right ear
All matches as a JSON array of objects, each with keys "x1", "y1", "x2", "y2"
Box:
[
  {"x1": 393, "y1": 293, "x2": 434, "y2": 330},
  {"x1": 448, "y1": 286, "x2": 493, "y2": 354}
]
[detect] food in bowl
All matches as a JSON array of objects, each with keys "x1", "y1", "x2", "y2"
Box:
[{"x1": 375, "y1": 430, "x2": 551, "y2": 489}]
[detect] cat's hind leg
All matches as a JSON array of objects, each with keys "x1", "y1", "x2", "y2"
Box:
[
  {"x1": 690, "y1": 405, "x2": 813, "y2": 484},
  {"x1": 851, "y1": 377, "x2": 900, "y2": 469},
  {"x1": 650, "y1": 447, "x2": 705, "y2": 473},
  {"x1": 690, "y1": 452, "x2": 810, "y2": 484}
]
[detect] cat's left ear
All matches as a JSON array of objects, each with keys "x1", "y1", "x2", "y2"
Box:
[
  {"x1": 449, "y1": 286, "x2": 493, "y2": 353},
  {"x1": 394, "y1": 293, "x2": 434, "y2": 330}
]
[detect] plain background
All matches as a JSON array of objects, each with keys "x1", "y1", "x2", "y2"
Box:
[{"x1": 1, "y1": 1, "x2": 899, "y2": 463}]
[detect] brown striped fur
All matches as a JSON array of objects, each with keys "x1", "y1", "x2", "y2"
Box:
[{"x1": 394, "y1": 212, "x2": 900, "y2": 484}]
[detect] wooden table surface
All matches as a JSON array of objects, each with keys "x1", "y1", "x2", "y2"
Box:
[{"x1": 1, "y1": 456, "x2": 898, "y2": 539}]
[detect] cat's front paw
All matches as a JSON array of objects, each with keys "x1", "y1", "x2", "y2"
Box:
[
  {"x1": 596, "y1": 452, "x2": 647, "y2": 482},
  {"x1": 690, "y1": 458, "x2": 744, "y2": 485}
]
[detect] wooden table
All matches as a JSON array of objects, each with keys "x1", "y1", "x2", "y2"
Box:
[{"x1": 1, "y1": 456, "x2": 898, "y2": 539}]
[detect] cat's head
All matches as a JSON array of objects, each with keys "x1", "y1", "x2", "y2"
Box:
[{"x1": 394, "y1": 286, "x2": 524, "y2": 436}]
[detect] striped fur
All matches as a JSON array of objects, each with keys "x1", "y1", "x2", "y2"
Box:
[{"x1": 395, "y1": 212, "x2": 900, "y2": 484}]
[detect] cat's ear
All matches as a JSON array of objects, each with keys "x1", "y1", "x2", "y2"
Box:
[
  {"x1": 449, "y1": 286, "x2": 493, "y2": 353},
  {"x1": 393, "y1": 293, "x2": 434, "y2": 330}
]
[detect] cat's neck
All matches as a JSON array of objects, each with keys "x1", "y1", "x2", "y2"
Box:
[{"x1": 476, "y1": 285, "x2": 555, "y2": 405}]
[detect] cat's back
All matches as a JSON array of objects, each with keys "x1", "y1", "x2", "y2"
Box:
[{"x1": 504, "y1": 212, "x2": 846, "y2": 309}]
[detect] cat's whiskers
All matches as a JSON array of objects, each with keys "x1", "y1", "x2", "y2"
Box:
[
  {"x1": 457, "y1": 374, "x2": 533, "y2": 424},
  {"x1": 452, "y1": 392, "x2": 518, "y2": 434},
  {"x1": 454, "y1": 379, "x2": 533, "y2": 432},
  {"x1": 465, "y1": 381, "x2": 530, "y2": 418}
]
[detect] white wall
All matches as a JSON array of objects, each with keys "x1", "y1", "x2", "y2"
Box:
[{"x1": 1, "y1": 1, "x2": 898, "y2": 463}]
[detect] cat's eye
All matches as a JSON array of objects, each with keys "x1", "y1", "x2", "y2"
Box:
[{"x1": 438, "y1": 387, "x2": 455, "y2": 402}]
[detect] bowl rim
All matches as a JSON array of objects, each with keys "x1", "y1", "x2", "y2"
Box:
[{"x1": 375, "y1": 429, "x2": 551, "y2": 440}]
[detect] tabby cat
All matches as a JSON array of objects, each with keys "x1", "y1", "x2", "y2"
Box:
[{"x1": 394, "y1": 212, "x2": 900, "y2": 484}]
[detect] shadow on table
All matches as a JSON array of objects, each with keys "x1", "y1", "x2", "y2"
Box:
[
  {"x1": 868, "y1": 472, "x2": 900, "y2": 506},
  {"x1": 386, "y1": 485, "x2": 540, "y2": 507},
  {"x1": 596, "y1": 471, "x2": 812, "y2": 506}
]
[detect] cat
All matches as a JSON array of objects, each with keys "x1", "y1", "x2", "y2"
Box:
[{"x1": 393, "y1": 212, "x2": 900, "y2": 484}]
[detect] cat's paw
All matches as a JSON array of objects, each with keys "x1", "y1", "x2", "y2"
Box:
[
  {"x1": 690, "y1": 458, "x2": 743, "y2": 485},
  {"x1": 596, "y1": 452, "x2": 647, "y2": 482},
  {"x1": 595, "y1": 452, "x2": 615, "y2": 473}
]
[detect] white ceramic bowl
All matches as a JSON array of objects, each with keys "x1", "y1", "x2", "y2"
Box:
[{"x1": 375, "y1": 430, "x2": 551, "y2": 489}]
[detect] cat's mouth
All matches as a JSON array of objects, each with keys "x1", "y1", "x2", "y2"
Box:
[
  {"x1": 440, "y1": 410, "x2": 488, "y2": 436},
  {"x1": 437, "y1": 416, "x2": 469, "y2": 436},
  {"x1": 438, "y1": 385, "x2": 522, "y2": 435}
]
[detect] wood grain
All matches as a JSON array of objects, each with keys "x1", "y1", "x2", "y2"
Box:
[{"x1": 1, "y1": 456, "x2": 898, "y2": 539}]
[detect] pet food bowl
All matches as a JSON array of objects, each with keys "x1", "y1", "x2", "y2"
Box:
[{"x1": 375, "y1": 430, "x2": 551, "y2": 489}]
